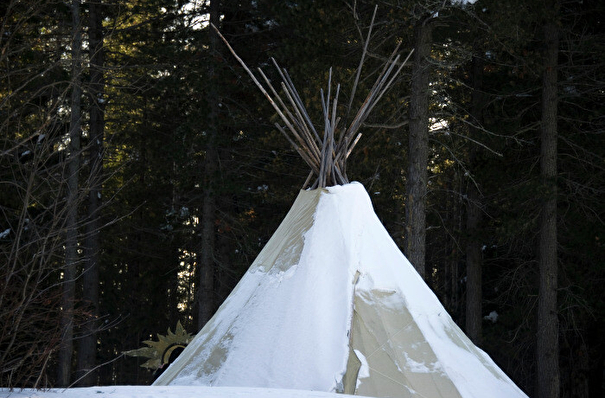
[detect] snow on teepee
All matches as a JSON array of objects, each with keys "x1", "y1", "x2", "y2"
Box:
[
  {"x1": 154, "y1": 184, "x2": 527, "y2": 398},
  {"x1": 154, "y1": 14, "x2": 528, "y2": 398}
]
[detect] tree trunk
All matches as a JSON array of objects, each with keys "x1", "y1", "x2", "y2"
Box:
[
  {"x1": 537, "y1": 12, "x2": 560, "y2": 398},
  {"x1": 465, "y1": 184, "x2": 482, "y2": 344},
  {"x1": 76, "y1": 0, "x2": 104, "y2": 386},
  {"x1": 465, "y1": 54, "x2": 484, "y2": 345},
  {"x1": 405, "y1": 17, "x2": 432, "y2": 280},
  {"x1": 197, "y1": 0, "x2": 220, "y2": 330},
  {"x1": 216, "y1": 194, "x2": 235, "y2": 302},
  {"x1": 57, "y1": 0, "x2": 82, "y2": 387}
]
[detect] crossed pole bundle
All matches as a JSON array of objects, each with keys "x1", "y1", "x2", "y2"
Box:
[{"x1": 211, "y1": 9, "x2": 412, "y2": 189}]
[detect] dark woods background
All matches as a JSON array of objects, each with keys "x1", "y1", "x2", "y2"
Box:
[{"x1": 1, "y1": 0, "x2": 603, "y2": 397}]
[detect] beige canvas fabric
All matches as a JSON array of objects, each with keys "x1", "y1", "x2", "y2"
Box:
[{"x1": 348, "y1": 287, "x2": 462, "y2": 397}]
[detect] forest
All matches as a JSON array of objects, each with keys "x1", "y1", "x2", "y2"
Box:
[{"x1": 0, "y1": 0, "x2": 603, "y2": 397}]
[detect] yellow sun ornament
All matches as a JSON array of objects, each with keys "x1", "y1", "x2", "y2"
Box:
[{"x1": 124, "y1": 321, "x2": 193, "y2": 369}]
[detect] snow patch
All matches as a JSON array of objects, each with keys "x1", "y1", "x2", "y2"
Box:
[
  {"x1": 354, "y1": 349, "x2": 369, "y2": 389},
  {"x1": 484, "y1": 311, "x2": 499, "y2": 323},
  {"x1": 3, "y1": 386, "x2": 367, "y2": 398}
]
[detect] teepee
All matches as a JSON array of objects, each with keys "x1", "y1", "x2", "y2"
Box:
[{"x1": 153, "y1": 19, "x2": 528, "y2": 398}]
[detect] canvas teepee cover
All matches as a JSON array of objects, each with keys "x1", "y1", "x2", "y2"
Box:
[
  {"x1": 154, "y1": 184, "x2": 527, "y2": 398},
  {"x1": 153, "y1": 21, "x2": 528, "y2": 398}
]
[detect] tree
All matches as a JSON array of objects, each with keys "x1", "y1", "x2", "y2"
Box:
[
  {"x1": 0, "y1": 0, "x2": 96, "y2": 388},
  {"x1": 56, "y1": 0, "x2": 83, "y2": 387},
  {"x1": 405, "y1": 8, "x2": 433, "y2": 280},
  {"x1": 197, "y1": 0, "x2": 220, "y2": 331},
  {"x1": 404, "y1": 0, "x2": 479, "y2": 281},
  {"x1": 536, "y1": 2, "x2": 560, "y2": 397},
  {"x1": 465, "y1": 51, "x2": 485, "y2": 345},
  {"x1": 76, "y1": 0, "x2": 106, "y2": 386}
]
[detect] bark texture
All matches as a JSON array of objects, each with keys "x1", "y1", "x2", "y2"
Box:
[
  {"x1": 465, "y1": 185, "x2": 482, "y2": 344},
  {"x1": 76, "y1": 0, "x2": 105, "y2": 385},
  {"x1": 57, "y1": 0, "x2": 82, "y2": 387},
  {"x1": 465, "y1": 54, "x2": 484, "y2": 345},
  {"x1": 405, "y1": 18, "x2": 432, "y2": 280},
  {"x1": 198, "y1": 0, "x2": 220, "y2": 330},
  {"x1": 537, "y1": 14, "x2": 560, "y2": 398}
]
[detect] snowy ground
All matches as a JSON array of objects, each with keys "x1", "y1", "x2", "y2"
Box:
[{"x1": 2, "y1": 386, "x2": 364, "y2": 398}]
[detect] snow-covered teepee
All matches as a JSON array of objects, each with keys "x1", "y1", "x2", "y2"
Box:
[{"x1": 153, "y1": 21, "x2": 528, "y2": 398}]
